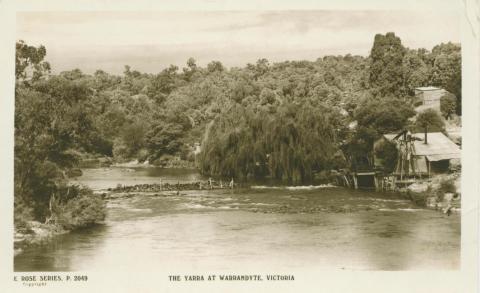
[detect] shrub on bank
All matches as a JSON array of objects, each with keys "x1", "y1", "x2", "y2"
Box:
[
  {"x1": 151, "y1": 155, "x2": 196, "y2": 169},
  {"x1": 53, "y1": 186, "x2": 106, "y2": 230},
  {"x1": 151, "y1": 154, "x2": 175, "y2": 167},
  {"x1": 55, "y1": 194, "x2": 105, "y2": 230},
  {"x1": 439, "y1": 178, "x2": 456, "y2": 194},
  {"x1": 436, "y1": 178, "x2": 457, "y2": 201}
]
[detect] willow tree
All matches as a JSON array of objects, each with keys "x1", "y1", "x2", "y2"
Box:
[
  {"x1": 198, "y1": 104, "x2": 268, "y2": 179},
  {"x1": 265, "y1": 102, "x2": 338, "y2": 183},
  {"x1": 199, "y1": 99, "x2": 339, "y2": 183}
]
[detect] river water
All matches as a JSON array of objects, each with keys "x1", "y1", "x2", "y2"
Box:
[{"x1": 14, "y1": 167, "x2": 460, "y2": 271}]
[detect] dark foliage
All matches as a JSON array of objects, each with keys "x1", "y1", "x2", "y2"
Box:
[{"x1": 14, "y1": 34, "x2": 461, "y2": 224}]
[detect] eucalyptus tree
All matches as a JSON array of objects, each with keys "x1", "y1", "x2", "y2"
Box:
[{"x1": 368, "y1": 32, "x2": 406, "y2": 96}]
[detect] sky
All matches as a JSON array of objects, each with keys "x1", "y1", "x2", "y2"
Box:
[{"x1": 16, "y1": 10, "x2": 460, "y2": 74}]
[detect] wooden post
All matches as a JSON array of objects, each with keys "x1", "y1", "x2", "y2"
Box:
[
  {"x1": 343, "y1": 175, "x2": 350, "y2": 188},
  {"x1": 428, "y1": 160, "x2": 431, "y2": 177},
  {"x1": 374, "y1": 176, "x2": 379, "y2": 191},
  {"x1": 353, "y1": 174, "x2": 358, "y2": 189},
  {"x1": 399, "y1": 150, "x2": 404, "y2": 181}
]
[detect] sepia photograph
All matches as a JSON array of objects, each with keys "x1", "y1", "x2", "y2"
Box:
[
  {"x1": 12, "y1": 9, "x2": 463, "y2": 272},
  {"x1": 2, "y1": 1, "x2": 479, "y2": 292}
]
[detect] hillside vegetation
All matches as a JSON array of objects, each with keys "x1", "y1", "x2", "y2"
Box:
[{"x1": 14, "y1": 33, "x2": 461, "y2": 224}]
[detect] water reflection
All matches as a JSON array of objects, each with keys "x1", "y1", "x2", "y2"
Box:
[
  {"x1": 15, "y1": 168, "x2": 460, "y2": 271},
  {"x1": 15, "y1": 225, "x2": 109, "y2": 272}
]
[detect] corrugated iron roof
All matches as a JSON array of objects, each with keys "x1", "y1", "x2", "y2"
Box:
[
  {"x1": 426, "y1": 153, "x2": 461, "y2": 161},
  {"x1": 383, "y1": 133, "x2": 398, "y2": 141},
  {"x1": 383, "y1": 132, "x2": 461, "y2": 159}
]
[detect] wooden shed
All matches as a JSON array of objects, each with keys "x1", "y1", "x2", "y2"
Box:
[{"x1": 375, "y1": 132, "x2": 461, "y2": 177}]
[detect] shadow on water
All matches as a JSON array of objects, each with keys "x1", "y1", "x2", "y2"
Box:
[
  {"x1": 17, "y1": 167, "x2": 460, "y2": 271},
  {"x1": 136, "y1": 167, "x2": 204, "y2": 179},
  {"x1": 14, "y1": 224, "x2": 109, "y2": 272}
]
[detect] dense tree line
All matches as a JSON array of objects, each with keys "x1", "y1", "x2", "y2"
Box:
[
  {"x1": 14, "y1": 33, "x2": 461, "y2": 224},
  {"x1": 15, "y1": 42, "x2": 105, "y2": 227}
]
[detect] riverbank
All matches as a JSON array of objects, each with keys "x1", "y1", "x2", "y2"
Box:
[
  {"x1": 14, "y1": 221, "x2": 68, "y2": 256},
  {"x1": 16, "y1": 170, "x2": 460, "y2": 256},
  {"x1": 15, "y1": 166, "x2": 461, "y2": 271},
  {"x1": 78, "y1": 155, "x2": 196, "y2": 170},
  {"x1": 14, "y1": 187, "x2": 106, "y2": 256},
  {"x1": 404, "y1": 173, "x2": 461, "y2": 214},
  {"x1": 15, "y1": 187, "x2": 461, "y2": 271}
]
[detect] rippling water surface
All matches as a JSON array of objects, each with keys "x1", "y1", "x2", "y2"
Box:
[{"x1": 15, "y1": 167, "x2": 460, "y2": 271}]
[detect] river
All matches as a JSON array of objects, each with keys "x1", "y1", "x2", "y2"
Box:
[{"x1": 14, "y1": 167, "x2": 460, "y2": 271}]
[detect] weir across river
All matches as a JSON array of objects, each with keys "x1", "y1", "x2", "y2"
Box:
[{"x1": 15, "y1": 167, "x2": 460, "y2": 271}]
